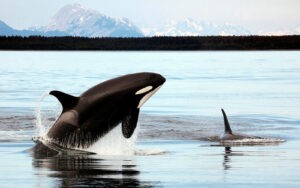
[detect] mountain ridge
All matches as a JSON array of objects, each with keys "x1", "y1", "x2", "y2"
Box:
[
  {"x1": 38, "y1": 4, "x2": 143, "y2": 37},
  {"x1": 142, "y1": 19, "x2": 251, "y2": 36},
  {"x1": 1, "y1": 4, "x2": 299, "y2": 37},
  {"x1": 0, "y1": 4, "x2": 143, "y2": 37}
]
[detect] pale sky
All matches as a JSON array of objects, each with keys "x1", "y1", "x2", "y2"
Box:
[{"x1": 0, "y1": 0, "x2": 299, "y2": 33}]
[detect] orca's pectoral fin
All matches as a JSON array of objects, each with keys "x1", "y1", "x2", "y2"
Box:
[
  {"x1": 221, "y1": 109, "x2": 232, "y2": 134},
  {"x1": 122, "y1": 107, "x2": 140, "y2": 138},
  {"x1": 49, "y1": 90, "x2": 79, "y2": 112}
]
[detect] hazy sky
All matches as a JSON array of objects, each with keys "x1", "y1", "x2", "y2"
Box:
[{"x1": 0, "y1": 0, "x2": 299, "y2": 32}]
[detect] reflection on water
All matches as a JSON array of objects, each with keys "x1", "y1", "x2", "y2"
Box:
[
  {"x1": 223, "y1": 147, "x2": 232, "y2": 171},
  {"x1": 1, "y1": 140, "x2": 300, "y2": 187},
  {"x1": 32, "y1": 153, "x2": 156, "y2": 187}
]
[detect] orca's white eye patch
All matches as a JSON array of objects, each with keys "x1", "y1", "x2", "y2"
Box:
[
  {"x1": 135, "y1": 86, "x2": 153, "y2": 95},
  {"x1": 137, "y1": 85, "x2": 161, "y2": 108}
]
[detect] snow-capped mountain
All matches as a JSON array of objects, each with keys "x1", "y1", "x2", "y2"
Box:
[
  {"x1": 258, "y1": 26, "x2": 300, "y2": 36},
  {"x1": 0, "y1": 4, "x2": 143, "y2": 37},
  {"x1": 39, "y1": 4, "x2": 143, "y2": 37},
  {"x1": 1, "y1": 4, "x2": 299, "y2": 37},
  {"x1": 0, "y1": 20, "x2": 16, "y2": 35},
  {"x1": 143, "y1": 19, "x2": 251, "y2": 36},
  {"x1": 0, "y1": 20, "x2": 41, "y2": 36},
  {"x1": 0, "y1": 20, "x2": 67, "y2": 36}
]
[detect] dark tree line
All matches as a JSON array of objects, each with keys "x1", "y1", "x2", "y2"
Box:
[{"x1": 0, "y1": 35, "x2": 299, "y2": 50}]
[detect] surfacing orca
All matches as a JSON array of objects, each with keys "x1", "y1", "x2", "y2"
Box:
[
  {"x1": 220, "y1": 109, "x2": 261, "y2": 141},
  {"x1": 217, "y1": 109, "x2": 286, "y2": 146},
  {"x1": 33, "y1": 72, "x2": 165, "y2": 150}
]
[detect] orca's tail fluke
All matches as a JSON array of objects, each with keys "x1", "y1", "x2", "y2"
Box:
[{"x1": 221, "y1": 109, "x2": 232, "y2": 134}]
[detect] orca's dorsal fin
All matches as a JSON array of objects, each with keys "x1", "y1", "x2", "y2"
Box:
[
  {"x1": 122, "y1": 106, "x2": 140, "y2": 138},
  {"x1": 221, "y1": 109, "x2": 232, "y2": 134},
  {"x1": 49, "y1": 90, "x2": 79, "y2": 112}
]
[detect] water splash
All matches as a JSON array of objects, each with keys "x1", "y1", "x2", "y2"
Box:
[
  {"x1": 82, "y1": 123, "x2": 140, "y2": 156},
  {"x1": 35, "y1": 123, "x2": 140, "y2": 156},
  {"x1": 35, "y1": 92, "x2": 49, "y2": 136},
  {"x1": 34, "y1": 92, "x2": 60, "y2": 137}
]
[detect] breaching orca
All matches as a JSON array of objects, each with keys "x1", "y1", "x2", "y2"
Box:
[{"x1": 33, "y1": 72, "x2": 165, "y2": 151}]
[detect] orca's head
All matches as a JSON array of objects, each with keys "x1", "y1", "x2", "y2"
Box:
[
  {"x1": 79, "y1": 72, "x2": 166, "y2": 111},
  {"x1": 125, "y1": 72, "x2": 166, "y2": 108}
]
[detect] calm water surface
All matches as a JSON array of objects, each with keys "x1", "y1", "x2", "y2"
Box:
[{"x1": 0, "y1": 51, "x2": 300, "y2": 187}]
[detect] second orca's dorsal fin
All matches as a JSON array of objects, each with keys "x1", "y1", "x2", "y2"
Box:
[
  {"x1": 49, "y1": 90, "x2": 79, "y2": 112},
  {"x1": 221, "y1": 109, "x2": 232, "y2": 134}
]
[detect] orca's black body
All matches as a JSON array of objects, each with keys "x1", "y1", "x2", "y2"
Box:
[{"x1": 36, "y1": 72, "x2": 165, "y2": 149}]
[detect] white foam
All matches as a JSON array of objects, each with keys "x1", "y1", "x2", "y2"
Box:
[
  {"x1": 81, "y1": 123, "x2": 140, "y2": 156},
  {"x1": 135, "y1": 149, "x2": 167, "y2": 156},
  {"x1": 220, "y1": 137, "x2": 285, "y2": 145}
]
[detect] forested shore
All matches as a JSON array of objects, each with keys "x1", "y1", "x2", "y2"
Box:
[{"x1": 0, "y1": 35, "x2": 299, "y2": 50}]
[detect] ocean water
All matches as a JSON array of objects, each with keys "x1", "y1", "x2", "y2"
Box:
[{"x1": 0, "y1": 51, "x2": 300, "y2": 187}]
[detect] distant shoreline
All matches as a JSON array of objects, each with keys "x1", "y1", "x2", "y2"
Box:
[{"x1": 0, "y1": 36, "x2": 299, "y2": 50}]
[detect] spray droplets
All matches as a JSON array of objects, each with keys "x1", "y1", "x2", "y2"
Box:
[{"x1": 35, "y1": 92, "x2": 60, "y2": 137}]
